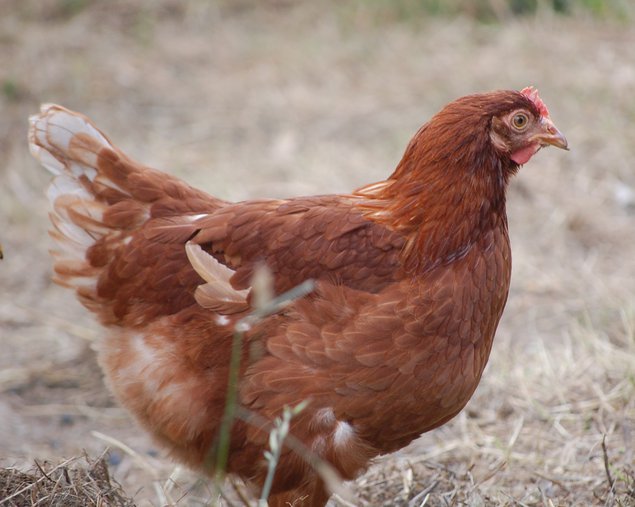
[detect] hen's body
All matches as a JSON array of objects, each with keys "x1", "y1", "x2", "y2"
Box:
[{"x1": 29, "y1": 89, "x2": 566, "y2": 506}]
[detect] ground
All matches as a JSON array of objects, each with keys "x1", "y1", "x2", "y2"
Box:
[{"x1": 1, "y1": 1, "x2": 634, "y2": 505}]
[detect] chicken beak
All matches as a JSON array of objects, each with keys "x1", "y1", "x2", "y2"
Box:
[{"x1": 532, "y1": 117, "x2": 569, "y2": 151}]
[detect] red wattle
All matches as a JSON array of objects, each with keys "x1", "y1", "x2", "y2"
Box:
[{"x1": 511, "y1": 144, "x2": 539, "y2": 165}]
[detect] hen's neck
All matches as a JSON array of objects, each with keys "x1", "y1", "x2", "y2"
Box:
[{"x1": 358, "y1": 129, "x2": 514, "y2": 273}]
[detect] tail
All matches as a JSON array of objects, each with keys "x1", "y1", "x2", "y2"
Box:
[{"x1": 29, "y1": 104, "x2": 224, "y2": 325}]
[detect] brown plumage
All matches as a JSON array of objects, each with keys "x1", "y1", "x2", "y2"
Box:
[{"x1": 29, "y1": 88, "x2": 567, "y2": 506}]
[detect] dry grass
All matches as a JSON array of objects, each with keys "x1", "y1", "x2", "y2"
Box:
[
  {"x1": 1, "y1": 0, "x2": 635, "y2": 505},
  {"x1": 0, "y1": 453, "x2": 134, "y2": 507}
]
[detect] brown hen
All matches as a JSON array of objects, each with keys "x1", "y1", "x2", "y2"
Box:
[{"x1": 29, "y1": 88, "x2": 567, "y2": 506}]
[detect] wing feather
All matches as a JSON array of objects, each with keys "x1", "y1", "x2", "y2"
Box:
[
  {"x1": 185, "y1": 242, "x2": 249, "y2": 313},
  {"x1": 190, "y1": 196, "x2": 406, "y2": 296}
]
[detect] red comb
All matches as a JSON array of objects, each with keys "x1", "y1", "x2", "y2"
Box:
[{"x1": 520, "y1": 86, "x2": 549, "y2": 117}]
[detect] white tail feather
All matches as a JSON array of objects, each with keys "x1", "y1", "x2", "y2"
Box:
[
  {"x1": 30, "y1": 104, "x2": 228, "y2": 326},
  {"x1": 29, "y1": 104, "x2": 110, "y2": 158},
  {"x1": 29, "y1": 104, "x2": 136, "y2": 294}
]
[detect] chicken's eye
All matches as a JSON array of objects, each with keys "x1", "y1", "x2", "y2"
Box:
[{"x1": 512, "y1": 112, "x2": 529, "y2": 131}]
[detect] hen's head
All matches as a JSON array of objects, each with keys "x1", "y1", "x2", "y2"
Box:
[
  {"x1": 369, "y1": 87, "x2": 569, "y2": 214},
  {"x1": 412, "y1": 87, "x2": 568, "y2": 173},
  {"x1": 488, "y1": 86, "x2": 568, "y2": 165}
]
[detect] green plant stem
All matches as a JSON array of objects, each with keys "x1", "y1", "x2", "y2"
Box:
[
  {"x1": 258, "y1": 414, "x2": 288, "y2": 506},
  {"x1": 214, "y1": 328, "x2": 243, "y2": 486},
  {"x1": 211, "y1": 279, "x2": 315, "y2": 492},
  {"x1": 236, "y1": 405, "x2": 348, "y2": 502},
  {"x1": 259, "y1": 404, "x2": 306, "y2": 504}
]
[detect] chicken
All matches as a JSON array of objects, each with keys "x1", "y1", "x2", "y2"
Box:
[{"x1": 29, "y1": 88, "x2": 567, "y2": 506}]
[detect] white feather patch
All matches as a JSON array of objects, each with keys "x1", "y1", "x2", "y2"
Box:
[
  {"x1": 315, "y1": 407, "x2": 336, "y2": 426},
  {"x1": 333, "y1": 420, "x2": 355, "y2": 448},
  {"x1": 215, "y1": 315, "x2": 230, "y2": 326},
  {"x1": 186, "y1": 213, "x2": 209, "y2": 222}
]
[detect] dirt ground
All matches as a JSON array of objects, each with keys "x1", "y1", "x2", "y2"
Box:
[{"x1": 1, "y1": 1, "x2": 634, "y2": 505}]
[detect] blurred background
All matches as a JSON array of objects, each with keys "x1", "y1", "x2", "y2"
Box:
[{"x1": 1, "y1": 0, "x2": 634, "y2": 505}]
